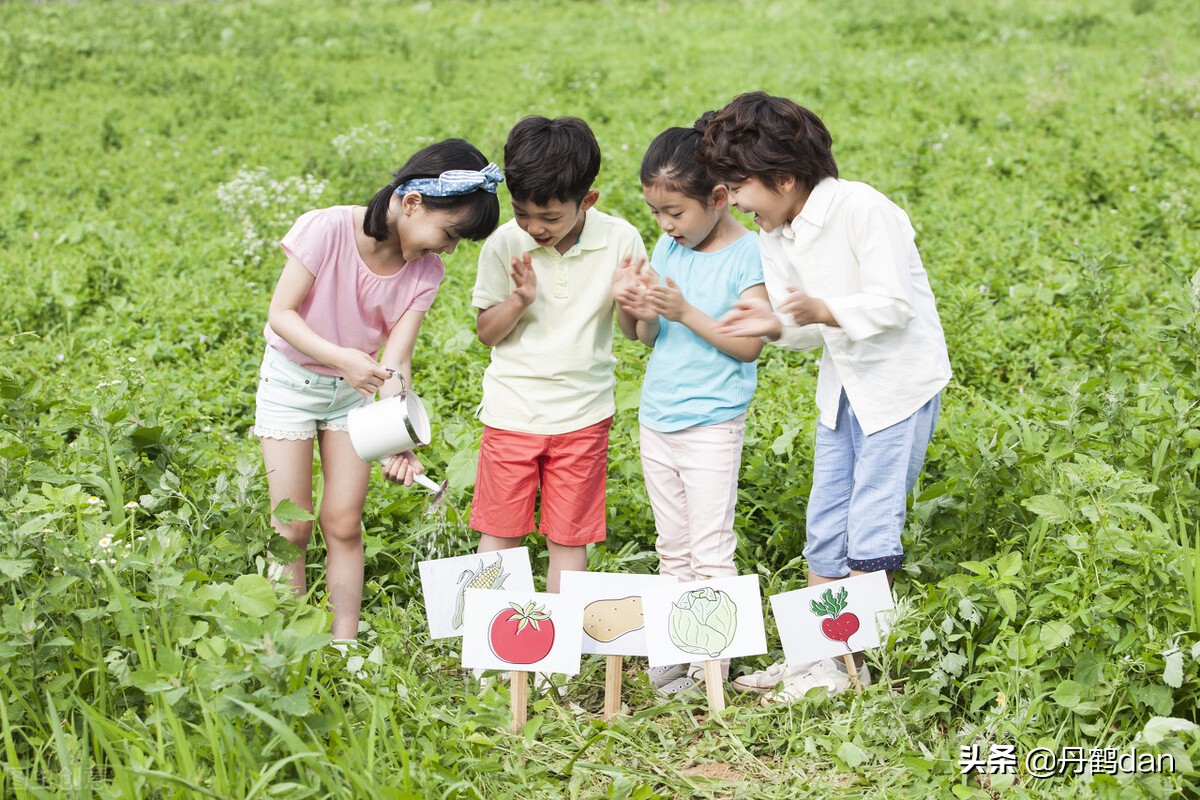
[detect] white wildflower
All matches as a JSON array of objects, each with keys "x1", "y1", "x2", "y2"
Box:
[{"x1": 88, "y1": 496, "x2": 102, "y2": 505}]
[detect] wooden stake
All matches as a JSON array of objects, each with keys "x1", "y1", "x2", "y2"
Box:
[
  {"x1": 841, "y1": 654, "x2": 862, "y2": 693},
  {"x1": 703, "y1": 660, "x2": 725, "y2": 713},
  {"x1": 510, "y1": 670, "x2": 528, "y2": 733},
  {"x1": 603, "y1": 655, "x2": 623, "y2": 721}
]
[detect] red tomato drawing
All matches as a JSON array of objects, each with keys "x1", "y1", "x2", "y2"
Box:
[{"x1": 489, "y1": 601, "x2": 556, "y2": 664}]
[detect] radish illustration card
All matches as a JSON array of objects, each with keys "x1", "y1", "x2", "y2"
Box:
[
  {"x1": 418, "y1": 548, "x2": 534, "y2": 639},
  {"x1": 640, "y1": 575, "x2": 768, "y2": 668},
  {"x1": 768, "y1": 571, "x2": 894, "y2": 665},
  {"x1": 460, "y1": 589, "x2": 584, "y2": 675},
  {"x1": 559, "y1": 571, "x2": 678, "y2": 657}
]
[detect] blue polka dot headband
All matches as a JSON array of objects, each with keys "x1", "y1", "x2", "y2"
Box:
[{"x1": 394, "y1": 163, "x2": 504, "y2": 197}]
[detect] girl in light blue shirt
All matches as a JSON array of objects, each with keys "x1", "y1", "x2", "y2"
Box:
[{"x1": 613, "y1": 116, "x2": 768, "y2": 696}]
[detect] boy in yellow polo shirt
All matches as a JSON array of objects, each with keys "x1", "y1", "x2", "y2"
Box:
[{"x1": 470, "y1": 116, "x2": 647, "y2": 593}]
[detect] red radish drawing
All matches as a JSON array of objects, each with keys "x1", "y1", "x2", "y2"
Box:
[
  {"x1": 811, "y1": 587, "x2": 860, "y2": 651},
  {"x1": 488, "y1": 601, "x2": 556, "y2": 664}
]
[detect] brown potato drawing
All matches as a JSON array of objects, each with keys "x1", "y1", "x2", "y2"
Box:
[{"x1": 583, "y1": 596, "x2": 644, "y2": 643}]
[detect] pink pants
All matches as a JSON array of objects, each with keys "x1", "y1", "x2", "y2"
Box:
[{"x1": 639, "y1": 415, "x2": 745, "y2": 582}]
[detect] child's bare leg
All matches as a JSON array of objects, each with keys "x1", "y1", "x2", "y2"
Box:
[
  {"x1": 261, "y1": 436, "x2": 316, "y2": 593},
  {"x1": 316, "y1": 429, "x2": 371, "y2": 641},
  {"x1": 545, "y1": 540, "x2": 587, "y2": 593},
  {"x1": 477, "y1": 533, "x2": 526, "y2": 553}
]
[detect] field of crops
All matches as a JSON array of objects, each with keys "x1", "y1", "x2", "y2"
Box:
[{"x1": 1, "y1": 0, "x2": 1199, "y2": 797}]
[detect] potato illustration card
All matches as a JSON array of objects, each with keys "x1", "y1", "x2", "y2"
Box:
[
  {"x1": 768, "y1": 571, "x2": 894, "y2": 666},
  {"x1": 641, "y1": 575, "x2": 768, "y2": 668},
  {"x1": 461, "y1": 589, "x2": 584, "y2": 675},
  {"x1": 558, "y1": 571, "x2": 678, "y2": 656},
  {"x1": 418, "y1": 548, "x2": 534, "y2": 639}
]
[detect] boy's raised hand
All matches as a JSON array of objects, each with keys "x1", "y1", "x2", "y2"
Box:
[
  {"x1": 509, "y1": 253, "x2": 537, "y2": 307},
  {"x1": 647, "y1": 277, "x2": 688, "y2": 322},
  {"x1": 716, "y1": 296, "x2": 782, "y2": 339}
]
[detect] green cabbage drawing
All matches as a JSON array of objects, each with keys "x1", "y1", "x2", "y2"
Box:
[{"x1": 668, "y1": 587, "x2": 738, "y2": 658}]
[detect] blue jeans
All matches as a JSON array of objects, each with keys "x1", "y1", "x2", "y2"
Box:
[{"x1": 802, "y1": 391, "x2": 941, "y2": 578}]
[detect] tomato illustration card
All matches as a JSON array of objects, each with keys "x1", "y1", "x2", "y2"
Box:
[
  {"x1": 460, "y1": 589, "x2": 585, "y2": 675},
  {"x1": 640, "y1": 575, "x2": 768, "y2": 668},
  {"x1": 418, "y1": 548, "x2": 535, "y2": 640},
  {"x1": 559, "y1": 571, "x2": 678, "y2": 657},
  {"x1": 768, "y1": 571, "x2": 894, "y2": 665}
]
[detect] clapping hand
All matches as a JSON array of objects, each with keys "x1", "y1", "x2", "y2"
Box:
[
  {"x1": 778, "y1": 287, "x2": 835, "y2": 326},
  {"x1": 647, "y1": 277, "x2": 688, "y2": 322},
  {"x1": 613, "y1": 255, "x2": 657, "y2": 321},
  {"x1": 716, "y1": 296, "x2": 781, "y2": 339},
  {"x1": 509, "y1": 253, "x2": 537, "y2": 307}
]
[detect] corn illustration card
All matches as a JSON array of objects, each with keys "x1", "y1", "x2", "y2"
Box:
[
  {"x1": 460, "y1": 589, "x2": 585, "y2": 675},
  {"x1": 641, "y1": 575, "x2": 768, "y2": 668},
  {"x1": 418, "y1": 548, "x2": 535, "y2": 639},
  {"x1": 768, "y1": 571, "x2": 894, "y2": 665},
  {"x1": 559, "y1": 571, "x2": 678, "y2": 657}
]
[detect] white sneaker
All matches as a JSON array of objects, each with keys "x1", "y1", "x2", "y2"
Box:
[
  {"x1": 761, "y1": 659, "x2": 872, "y2": 705},
  {"x1": 730, "y1": 660, "x2": 815, "y2": 694},
  {"x1": 648, "y1": 663, "x2": 688, "y2": 688}
]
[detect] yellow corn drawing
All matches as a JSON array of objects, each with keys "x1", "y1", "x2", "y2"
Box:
[{"x1": 451, "y1": 554, "x2": 510, "y2": 630}]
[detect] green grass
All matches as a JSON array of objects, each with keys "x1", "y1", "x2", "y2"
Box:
[{"x1": 1, "y1": 0, "x2": 1199, "y2": 797}]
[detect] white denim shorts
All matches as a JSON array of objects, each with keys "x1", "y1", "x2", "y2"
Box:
[{"x1": 253, "y1": 347, "x2": 368, "y2": 441}]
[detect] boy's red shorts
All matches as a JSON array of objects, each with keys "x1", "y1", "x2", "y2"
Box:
[{"x1": 469, "y1": 417, "x2": 612, "y2": 546}]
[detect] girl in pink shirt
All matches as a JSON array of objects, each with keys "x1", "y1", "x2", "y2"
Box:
[{"x1": 255, "y1": 139, "x2": 502, "y2": 646}]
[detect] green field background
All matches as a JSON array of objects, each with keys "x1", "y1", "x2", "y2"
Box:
[{"x1": 1, "y1": 0, "x2": 1199, "y2": 797}]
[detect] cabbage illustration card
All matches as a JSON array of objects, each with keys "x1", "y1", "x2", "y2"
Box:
[
  {"x1": 641, "y1": 575, "x2": 768, "y2": 667},
  {"x1": 418, "y1": 548, "x2": 534, "y2": 639},
  {"x1": 768, "y1": 571, "x2": 894, "y2": 665},
  {"x1": 460, "y1": 589, "x2": 584, "y2": 675},
  {"x1": 559, "y1": 571, "x2": 678, "y2": 656}
]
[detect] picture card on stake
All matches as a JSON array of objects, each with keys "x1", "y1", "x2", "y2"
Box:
[
  {"x1": 768, "y1": 570, "x2": 895, "y2": 666},
  {"x1": 641, "y1": 574, "x2": 768, "y2": 668},
  {"x1": 559, "y1": 571, "x2": 678, "y2": 656},
  {"x1": 461, "y1": 589, "x2": 584, "y2": 675},
  {"x1": 418, "y1": 548, "x2": 534, "y2": 639}
]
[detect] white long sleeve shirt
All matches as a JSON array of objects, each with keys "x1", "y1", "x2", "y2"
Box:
[{"x1": 762, "y1": 177, "x2": 951, "y2": 435}]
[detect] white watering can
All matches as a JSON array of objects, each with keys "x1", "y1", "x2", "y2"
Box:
[{"x1": 347, "y1": 372, "x2": 447, "y2": 508}]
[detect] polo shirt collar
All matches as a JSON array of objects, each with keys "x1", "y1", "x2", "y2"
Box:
[
  {"x1": 518, "y1": 208, "x2": 605, "y2": 255},
  {"x1": 576, "y1": 208, "x2": 606, "y2": 252}
]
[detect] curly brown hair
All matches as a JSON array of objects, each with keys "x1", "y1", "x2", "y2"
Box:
[{"x1": 696, "y1": 92, "x2": 838, "y2": 192}]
